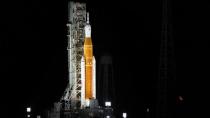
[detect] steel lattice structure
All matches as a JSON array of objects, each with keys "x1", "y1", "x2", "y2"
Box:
[{"x1": 62, "y1": 2, "x2": 86, "y2": 109}]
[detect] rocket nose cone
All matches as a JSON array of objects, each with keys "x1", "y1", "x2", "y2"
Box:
[{"x1": 81, "y1": 56, "x2": 85, "y2": 61}]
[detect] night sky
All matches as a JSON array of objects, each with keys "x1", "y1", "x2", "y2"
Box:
[{"x1": 1, "y1": 0, "x2": 210, "y2": 118}]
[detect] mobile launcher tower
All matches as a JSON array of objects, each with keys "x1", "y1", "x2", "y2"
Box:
[{"x1": 46, "y1": 2, "x2": 115, "y2": 118}]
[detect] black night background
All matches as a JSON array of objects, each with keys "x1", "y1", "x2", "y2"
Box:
[{"x1": 1, "y1": 0, "x2": 210, "y2": 118}]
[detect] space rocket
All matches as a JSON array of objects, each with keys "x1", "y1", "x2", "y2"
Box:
[{"x1": 81, "y1": 13, "x2": 96, "y2": 107}]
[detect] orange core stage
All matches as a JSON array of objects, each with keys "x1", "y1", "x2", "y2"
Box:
[{"x1": 84, "y1": 37, "x2": 93, "y2": 99}]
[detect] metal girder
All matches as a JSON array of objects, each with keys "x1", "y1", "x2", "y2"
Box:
[{"x1": 61, "y1": 2, "x2": 86, "y2": 109}]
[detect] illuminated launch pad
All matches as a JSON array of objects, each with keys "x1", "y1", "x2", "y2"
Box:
[{"x1": 45, "y1": 1, "x2": 115, "y2": 118}]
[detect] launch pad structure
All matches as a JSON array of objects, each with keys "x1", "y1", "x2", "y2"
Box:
[
  {"x1": 65, "y1": 1, "x2": 86, "y2": 108},
  {"x1": 45, "y1": 1, "x2": 115, "y2": 118}
]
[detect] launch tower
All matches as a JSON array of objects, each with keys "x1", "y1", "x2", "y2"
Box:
[{"x1": 64, "y1": 2, "x2": 87, "y2": 108}]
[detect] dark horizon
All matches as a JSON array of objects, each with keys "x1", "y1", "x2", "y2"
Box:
[{"x1": 1, "y1": 0, "x2": 210, "y2": 117}]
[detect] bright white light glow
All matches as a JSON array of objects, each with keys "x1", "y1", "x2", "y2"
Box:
[
  {"x1": 106, "y1": 116, "x2": 110, "y2": 118},
  {"x1": 179, "y1": 96, "x2": 184, "y2": 101},
  {"x1": 146, "y1": 108, "x2": 149, "y2": 112},
  {"x1": 27, "y1": 107, "x2": 31, "y2": 112},
  {"x1": 123, "y1": 113, "x2": 127, "y2": 118},
  {"x1": 27, "y1": 115, "x2": 30, "y2": 118},
  {"x1": 105, "y1": 101, "x2": 111, "y2": 107}
]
